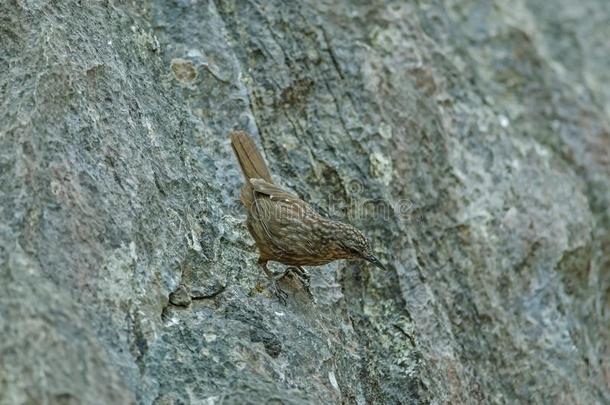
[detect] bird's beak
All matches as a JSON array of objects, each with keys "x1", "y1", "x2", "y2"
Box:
[{"x1": 366, "y1": 255, "x2": 386, "y2": 270}]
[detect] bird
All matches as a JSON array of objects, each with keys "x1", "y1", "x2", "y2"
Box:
[{"x1": 230, "y1": 131, "x2": 385, "y2": 303}]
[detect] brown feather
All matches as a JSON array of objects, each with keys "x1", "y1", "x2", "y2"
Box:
[
  {"x1": 229, "y1": 131, "x2": 381, "y2": 271},
  {"x1": 230, "y1": 131, "x2": 273, "y2": 183}
]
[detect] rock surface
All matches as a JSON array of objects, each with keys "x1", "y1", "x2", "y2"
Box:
[{"x1": 1, "y1": 0, "x2": 609, "y2": 404}]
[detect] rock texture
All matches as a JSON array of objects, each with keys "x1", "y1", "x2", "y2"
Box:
[{"x1": 1, "y1": 0, "x2": 609, "y2": 404}]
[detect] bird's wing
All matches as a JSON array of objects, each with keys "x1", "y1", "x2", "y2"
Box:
[
  {"x1": 249, "y1": 178, "x2": 301, "y2": 203},
  {"x1": 248, "y1": 178, "x2": 322, "y2": 259}
]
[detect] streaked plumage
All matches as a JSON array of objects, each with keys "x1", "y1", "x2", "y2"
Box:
[{"x1": 230, "y1": 131, "x2": 385, "y2": 301}]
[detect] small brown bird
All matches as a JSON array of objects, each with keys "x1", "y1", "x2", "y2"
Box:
[{"x1": 230, "y1": 131, "x2": 385, "y2": 302}]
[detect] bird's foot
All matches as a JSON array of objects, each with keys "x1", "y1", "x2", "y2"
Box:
[
  {"x1": 267, "y1": 278, "x2": 288, "y2": 305},
  {"x1": 263, "y1": 265, "x2": 314, "y2": 303},
  {"x1": 285, "y1": 266, "x2": 315, "y2": 302},
  {"x1": 259, "y1": 262, "x2": 289, "y2": 305},
  {"x1": 272, "y1": 269, "x2": 290, "y2": 280}
]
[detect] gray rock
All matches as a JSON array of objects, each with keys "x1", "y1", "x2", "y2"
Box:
[
  {"x1": 1, "y1": 0, "x2": 608, "y2": 404},
  {"x1": 169, "y1": 284, "x2": 192, "y2": 307}
]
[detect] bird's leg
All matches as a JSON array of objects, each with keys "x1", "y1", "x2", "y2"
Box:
[
  {"x1": 259, "y1": 260, "x2": 288, "y2": 305},
  {"x1": 273, "y1": 266, "x2": 306, "y2": 281},
  {"x1": 272, "y1": 268, "x2": 293, "y2": 280},
  {"x1": 285, "y1": 266, "x2": 314, "y2": 301}
]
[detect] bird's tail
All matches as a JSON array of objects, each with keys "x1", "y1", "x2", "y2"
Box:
[{"x1": 230, "y1": 131, "x2": 273, "y2": 183}]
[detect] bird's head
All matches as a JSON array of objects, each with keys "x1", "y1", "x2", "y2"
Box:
[{"x1": 335, "y1": 224, "x2": 386, "y2": 270}]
